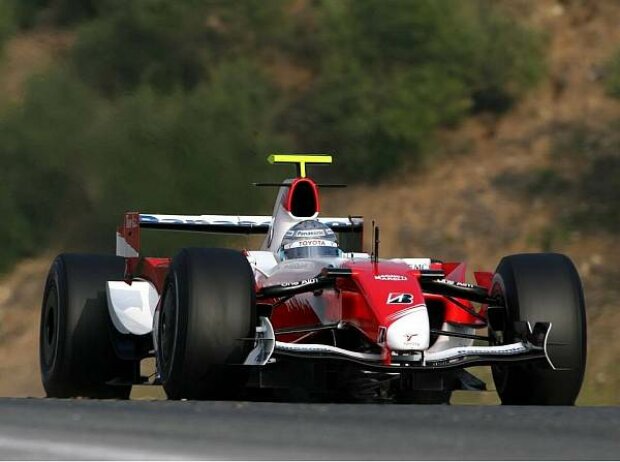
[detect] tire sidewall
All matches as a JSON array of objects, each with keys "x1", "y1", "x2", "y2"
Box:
[
  {"x1": 157, "y1": 248, "x2": 256, "y2": 399},
  {"x1": 489, "y1": 270, "x2": 515, "y2": 397},
  {"x1": 40, "y1": 260, "x2": 66, "y2": 389},
  {"x1": 157, "y1": 265, "x2": 186, "y2": 395},
  {"x1": 39, "y1": 254, "x2": 132, "y2": 398},
  {"x1": 490, "y1": 253, "x2": 587, "y2": 405}
]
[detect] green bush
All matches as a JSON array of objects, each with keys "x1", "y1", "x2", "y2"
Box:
[
  {"x1": 72, "y1": 1, "x2": 209, "y2": 96},
  {"x1": 580, "y1": 154, "x2": 620, "y2": 232},
  {"x1": 8, "y1": 0, "x2": 46, "y2": 29},
  {"x1": 282, "y1": 0, "x2": 545, "y2": 180},
  {"x1": 0, "y1": 0, "x2": 16, "y2": 50},
  {"x1": 70, "y1": 1, "x2": 287, "y2": 97},
  {"x1": 9, "y1": 0, "x2": 104, "y2": 28},
  {"x1": 551, "y1": 122, "x2": 620, "y2": 233},
  {"x1": 605, "y1": 49, "x2": 620, "y2": 99},
  {"x1": 462, "y1": 1, "x2": 545, "y2": 112},
  {"x1": 0, "y1": 0, "x2": 547, "y2": 270},
  {"x1": 497, "y1": 122, "x2": 620, "y2": 237},
  {"x1": 0, "y1": 61, "x2": 281, "y2": 268},
  {"x1": 0, "y1": 70, "x2": 103, "y2": 267}
]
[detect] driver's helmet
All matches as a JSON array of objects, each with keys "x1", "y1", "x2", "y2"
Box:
[{"x1": 278, "y1": 220, "x2": 341, "y2": 260}]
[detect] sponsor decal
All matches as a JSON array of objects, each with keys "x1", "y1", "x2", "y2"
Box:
[
  {"x1": 374, "y1": 274, "x2": 408, "y2": 281},
  {"x1": 280, "y1": 278, "x2": 318, "y2": 287},
  {"x1": 294, "y1": 229, "x2": 327, "y2": 238},
  {"x1": 401, "y1": 332, "x2": 422, "y2": 348},
  {"x1": 387, "y1": 293, "x2": 414, "y2": 304},
  {"x1": 140, "y1": 214, "x2": 357, "y2": 228},
  {"x1": 140, "y1": 214, "x2": 272, "y2": 227},
  {"x1": 284, "y1": 239, "x2": 338, "y2": 249},
  {"x1": 437, "y1": 279, "x2": 475, "y2": 289}
]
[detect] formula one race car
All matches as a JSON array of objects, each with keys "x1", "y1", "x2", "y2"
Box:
[{"x1": 39, "y1": 154, "x2": 587, "y2": 404}]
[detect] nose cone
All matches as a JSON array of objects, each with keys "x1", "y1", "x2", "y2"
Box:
[{"x1": 386, "y1": 306, "x2": 430, "y2": 351}]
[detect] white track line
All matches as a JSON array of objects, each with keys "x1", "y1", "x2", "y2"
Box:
[{"x1": 0, "y1": 434, "x2": 187, "y2": 460}]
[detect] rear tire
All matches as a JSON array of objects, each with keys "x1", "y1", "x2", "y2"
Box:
[
  {"x1": 40, "y1": 254, "x2": 133, "y2": 399},
  {"x1": 157, "y1": 248, "x2": 256, "y2": 400},
  {"x1": 490, "y1": 253, "x2": 586, "y2": 405}
]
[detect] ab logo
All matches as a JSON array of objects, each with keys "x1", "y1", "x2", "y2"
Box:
[{"x1": 387, "y1": 293, "x2": 413, "y2": 304}]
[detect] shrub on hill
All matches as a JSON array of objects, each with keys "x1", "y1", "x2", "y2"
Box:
[
  {"x1": 0, "y1": 0, "x2": 545, "y2": 269},
  {"x1": 281, "y1": 0, "x2": 545, "y2": 180},
  {"x1": 0, "y1": 63, "x2": 279, "y2": 269},
  {"x1": 605, "y1": 48, "x2": 620, "y2": 99},
  {"x1": 0, "y1": 1, "x2": 16, "y2": 51}
]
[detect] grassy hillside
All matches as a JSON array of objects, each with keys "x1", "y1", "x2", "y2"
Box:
[
  {"x1": 0, "y1": 0, "x2": 544, "y2": 271},
  {"x1": 0, "y1": 0, "x2": 618, "y2": 404}
]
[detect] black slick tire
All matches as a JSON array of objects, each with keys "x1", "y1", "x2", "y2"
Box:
[
  {"x1": 157, "y1": 248, "x2": 256, "y2": 400},
  {"x1": 490, "y1": 253, "x2": 586, "y2": 405},
  {"x1": 40, "y1": 254, "x2": 133, "y2": 399}
]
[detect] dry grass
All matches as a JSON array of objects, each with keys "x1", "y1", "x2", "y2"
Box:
[{"x1": 0, "y1": 257, "x2": 49, "y2": 397}]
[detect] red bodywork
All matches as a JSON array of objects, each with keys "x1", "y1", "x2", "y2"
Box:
[
  {"x1": 118, "y1": 173, "x2": 493, "y2": 367},
  {"x1": 265, "y1": 261, "x2": 488, "y2": 355},
  {"x1": 130, "y1": 252, "x2": 491, "y2": 367}
]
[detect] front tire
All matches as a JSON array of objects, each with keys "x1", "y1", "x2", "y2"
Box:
[
  {"x1": 157, "y1": 248, "x2": 256, "y2": 400},
  {"x1": 490, "y1": 253, "x2": 586, "y2": 405},
  {"x1": 40, "y1": 254, "x2": 133, "y2": 399}
]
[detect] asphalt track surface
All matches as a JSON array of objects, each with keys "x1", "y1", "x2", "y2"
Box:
[{"x1": 0, "y1": 398, "x2": 618, "y2": 460}]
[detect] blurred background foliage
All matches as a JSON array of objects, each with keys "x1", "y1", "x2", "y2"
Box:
[
  {"x1": 0, "y1": 0, "x2": 15, "y2": 50},
  {"x1": 0, "y1": 0, "x2": 546, "y2": 270},
  {"x1": 605, "y1": 47, "x2": 620, "y2": 99},
  {"x1": 494, "y1": 120, "x2": 620, "y2": 239}
]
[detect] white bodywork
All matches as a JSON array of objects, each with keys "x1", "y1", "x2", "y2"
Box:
[
  {"x1": 385, "y1": 305, "x2": 431, "y2": 351},
  {"x1": 244, "y1": 316, "x2": 542, "y2": 366},
  {"x1": 246, "y1": 251, "x2": 279, "y2": 279},
  {"x1": 140, "y1": 214, "x2": 272, "y2": 228},
  {"x1": 116, "y1": 233, "x2": 139, "y2": 258},
  {"x1": 244, "y1": 316, "x2": 276, "y2": 366},
  {"x1": 106, "y1": 280, "x2": 159, "y2": 336},
  {"x1": 261, "y1": 180, "x2": 312, "y2": 254}
]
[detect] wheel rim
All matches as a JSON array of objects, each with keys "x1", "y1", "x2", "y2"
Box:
[
  {"x1": 41, "y1": 283, "x2": 60, "y2": 371},
  {"x1": 159, "y1": 281, "x2": 179, "y2": 376}
]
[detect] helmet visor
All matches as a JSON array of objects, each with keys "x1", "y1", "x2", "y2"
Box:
[{"x1": 283, "y1": 246, "x2": 341, "y2": 260}]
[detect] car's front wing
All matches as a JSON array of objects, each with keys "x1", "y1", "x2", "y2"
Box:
[{"x1": 243, "y1": 317, "x2": 555, "y2": 372}]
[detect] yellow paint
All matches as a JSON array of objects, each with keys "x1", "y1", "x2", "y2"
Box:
[{"x1": 267, "y1": 154, "x2": 332, "y2": 177}]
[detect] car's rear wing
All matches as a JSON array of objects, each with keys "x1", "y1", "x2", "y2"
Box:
[{"x1": 116, "y1": 212, "x2": 363, "y2": 258}]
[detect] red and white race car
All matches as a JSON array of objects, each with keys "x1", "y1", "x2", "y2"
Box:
[{"x1": 40, "y1": 154, "x2": 586, "y2": 404}]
